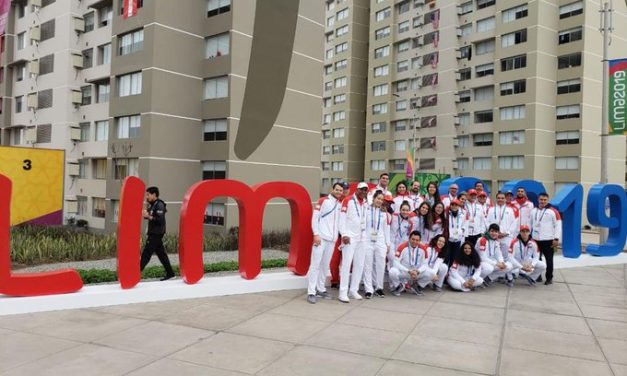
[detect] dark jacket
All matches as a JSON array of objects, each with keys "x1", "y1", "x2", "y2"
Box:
[{"x1": 147, "y1": 199, "x2": 167, "y2": 236}]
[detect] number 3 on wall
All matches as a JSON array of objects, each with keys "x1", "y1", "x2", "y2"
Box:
[{"x1": 22, "y1": 159, "x2": 32, "y2": 171}]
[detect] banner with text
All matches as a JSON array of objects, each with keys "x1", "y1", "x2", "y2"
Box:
[{"x1": 609, "y1": 58, "x2": 627, "y2": 135}]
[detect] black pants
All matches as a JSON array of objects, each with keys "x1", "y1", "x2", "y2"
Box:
[
  {"x1": 537, "y1": 240, "x2": 554, "y2": 281},
  {"x1": 465, "y1": 234, "x2": 481, "y2": 249},
  {"x1": 140, "y1": 234, "x2": 174, "y2": 276},
  {"x1": 447, "y1": 241, "x2": 461, "y2": 267}
]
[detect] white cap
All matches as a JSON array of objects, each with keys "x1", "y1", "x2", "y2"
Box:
[{"x1": 357, "y1": 182, "x2": 369, "y2": 189}]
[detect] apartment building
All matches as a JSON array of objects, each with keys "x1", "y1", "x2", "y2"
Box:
[
  {"x1": 323, "y1": 0, "x2": 626, "y2": 199},
  {"x1": 0, "y1": 0, "x2": 323, "y2": 233}
]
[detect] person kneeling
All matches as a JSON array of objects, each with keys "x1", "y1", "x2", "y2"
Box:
[
  {"x1": 475, "y1": 224, "x2": 513, "y2": 287},
  {"x1": 508, "y1": 225, "x2": 546, "y2": 286},
  {"x1": 448, "y1": 241, "x2": 483, "y2": 292},
  {"x1": 423, "y1": 235, "x2": 449, "y2": 292},
  {"x1": 389, "y1": 231, "x2": 432, "y2": 296}
]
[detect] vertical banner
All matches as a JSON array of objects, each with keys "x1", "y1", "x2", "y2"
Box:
[
  {"x1": 123, "y1": 0, "x2": 138, "y2": 19},
  {"x1": 0, "y1": 0, "x2": 10, "y2": 35},
  {"x1": 609, "y1": 58, "x2": 627, "y2": 135}
]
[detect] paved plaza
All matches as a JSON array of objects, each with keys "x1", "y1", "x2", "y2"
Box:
[{"x1": 0, "y1": 264, "x2": 626, "y2": 376}]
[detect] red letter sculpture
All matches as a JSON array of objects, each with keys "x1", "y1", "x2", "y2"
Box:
[{"x1": 116, "y1": 176, "x2": 145, "y2": 289}]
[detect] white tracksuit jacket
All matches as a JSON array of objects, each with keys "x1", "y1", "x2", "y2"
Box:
[
  {"x1": 364, "y1": 206, "x2": 391, "y2": 292},
  {"x1": 465, "y1": 201, "x2": 487, "y2": 237},
  {"x1": 389, "y1": 243, "x2": 432, "y2": 288},
  {"x1": 447, "y1": 210, "x2": 467, "y2": 243},
  {"x1": 475, "y1": 235, "x2": 512, "y2": 279},
  {"x1": 486, "y1": 204, "x2": 519, "y2": 260},
  {"x1": 390, "y1": 213, "x2": 416, "y2": 260},
  {"x1": 338, "y1": 194, "x2": 369, "y2": 299},
  {"x1": 423, "y1": 246, "x2": 448, "y2": 287},
  {"x1": 508, "y1": 237, "x2": 546, "y2": 281},
  {"x1": 530, "y1": 206, "x2": 562, "y2": 242},
  {"x1": 448, "y1": 262, "x2": 484, "y2": 292},
  {"x1": 307, "y1": 195, "x2": 341, "y2": 295},
  {"x1": 512, "y1": 199, "x2": 535, "y2": 228}
]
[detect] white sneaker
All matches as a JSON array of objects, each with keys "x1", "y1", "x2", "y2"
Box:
[
  {"x1": 338, "y1": 296, "x2": 350, "y2": 303},
  {"x1": 348, "y1": 291, "x2": 363, "y2": 300}
]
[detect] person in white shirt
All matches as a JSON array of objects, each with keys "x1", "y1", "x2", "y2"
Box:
[
  {"x1": 363, "y1": 190, "x2": 392, "y2": 298},
  {"x1": 465, "y1": 189, "x2": 486, "y2": 247},
  {"x1": 474, "y1": 181, "x2": 491, "y2": 206},
  {"x1": 413, "y1": 201, "x2": 430, "y2": 238},
  {"x1": 446, "y1": 199, "x2": 467, "y2": 266},
  {"x1": 389, "y1": 231, "x2": 431, "y2": 296},
  {"x1": 508, "y1": 225, "x2": 546, "y2": 286},
  {"x1": 392, "y1": 182, "x2": 409, "y2": 214},
  {"x1": 477, "y1": 191, "x2": 490, "y2": 217},
  {"x1": 424, "y1": 181, "x2": 441, "y2": 208},
  {"x1": 390, "y1": 201, "x2": 416, "y2": 264},
  {"x1": 407, "y1": 181, "x2": 424, "y2": 211},
  {"x1": 512, "y1": 187, "x2": 534, "y2": 228},
  {"x1": 441, "y1": 184, "x2": 459, "y2": 208},
  {"x1": 486, "y1": 192, "x2": 519, "y2": 263},
  {"x1": 448, "y1": 241, "x2": 484, "y2": 292},
  {"x1": 530, "y1": 193, "x2": 562, "y2": 285},
  {"x1": 338, "y1": 182, "x2": 369, "y2": 303},
  {"x1": 423, "y1": 235, "x2": 449, "y2": 292},
  {"x1": 475, "y1": 224, "x2": 513, "y2": 285},
  {"x1": 426, "y1": 202, "x2": 447, "y2": 244},
  {"x1": 307, "y1": 183, "x2": 344, "y2": 304},
  {"x1": 368, "y1": 173, "x2": 391, "y2": 204}
]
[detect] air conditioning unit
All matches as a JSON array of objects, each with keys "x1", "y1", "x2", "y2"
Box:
[
  {"x1": 68, "y1": 163, "x2": 80, "y2": 176},
  {"x1": 454, "y1": 93, "x2": 461, "y2": 103},
  {"x1": 415, "y1": 0, "x2": 425, "y2": 5},
  {"x1": 27, "y1": 93, "x2": 38, "y2": 109},
  {"x1": 73, "y1": 17, "x2": 85, "y2": 32},
  {"x1": 453, "y1": 138, "x2": 460, "y2": 147},
  {"x1": 71, "y1": 53, "x2": 84, "y2": 69},
  {"x1": 454, "y1": 117, "x2": 461, "y2": 126},
  {"x1": 456, "y1": 6, "x2": 464, "y2": 15},
  {"x1": 30, "y1": 26, "x2": 40, "y2": 42},
  {"x1": 71, "y1": 90, "x2": 82, "y2": 104},
  {"x1": 456, "y1": 50, "x2": 463, "y2": 59},
  {"x1": 455, "y1": 72, "x2": 462, "y2": 81},
  {"x1": 456, "y1": 29, "x2": 463, "y2": 37},
  {"x1": 70, "y1": 127, "x2": 81, "y2": 141},
  {"x1": 24, "y1": 128, "x2": 37, "y2": 143},
  {"x1": 28, "y1": 60, "x2": 39, "y2": 75},
  {"x1": 452, "y1": 160, "x2": 459, "y2": 169},
  {"x1": 31, "y1": 0, "x2": 42, "y2": 7}
]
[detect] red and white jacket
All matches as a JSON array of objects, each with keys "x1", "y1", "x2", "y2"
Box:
[
  {"x1": 447, "y1": 209, "x2": 467, "y2": 243},
  {"x1": 339, "y1": 194, "x2": 368, "y2": 241},
  {"x1": 367, "y1": 185, "x2": 391, "y2": 205},
  {"x1": 486, "y1": 204, "x2": 519, "y2": 239},
  {"x1": 511, "y1": 198, "x2": 535, "y2": 228},
  {"x1": 407, "y1": 193, "x2": 424, "y2": 212},
  {"x1": 441, "y1": 193, "x2": 456, "y2": 209},
  {"x1": 312, "y1": 195, "x2": 341, "y2": 242},
  {"x1": 476, "y1": 236, "x2": 503, "y2": 266},
  {"x1": 390, "y1": 212, "x2": 416, "y2": 252},
  {"x1": 364, "y1": 205, "x2": 391, "y2": 246},
  {"x1": 394, "y1": 242, "x2": 428, "y2": 273},
  {"x1": 392, "y1": 194, "x2": 410, "y2": 214},
  {"x1": 530, "y1": 205, "x2": 562, "y2": 242},
  {"x1": 465, "y1": 200, "x2": 487, "y2": 236},
  {"x1": 509, "y1": 237, "x2": 541, "y2": 267},
  {"x1": 424, "y1": 246, "x2": 446, "y2": 274},
  {"x1": 449, "y1": 262, "x2": 482, "y2": 282}
]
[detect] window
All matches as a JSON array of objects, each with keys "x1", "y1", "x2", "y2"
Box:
[
  {"x1": 422, "y1": 73, "x2": 438, "y2": 87},
  {"x1": 77, "y1": 196, "x2": 87, "y2": 215},
  {"x1": 332, "y1": 128, "x2": 345, "y2": 138},
  {"x1": 420, "y1": 116, "x2": 437, "y2": 128},
  {"x1": 98, "y1": 5, "x2": 113, "y2": 27},
  {"x1": 322, "y1": 146, "x2": 330, "y2": 155},
  {"x1": 475, "y1": 39, "x2": 495, "y2": 55},
  {"x1": 419, "y1": 158, "x2": 435, "y2": 170},
  {"x1": 335, "y1": 42, "x2": 348, "y2": 54},
  {"x1": 499, "y1": 156, "x2": 524, "y2": 170},
  {"x1": 331, "y1": 144, "x2": 344, "y2": 154},
  {"x1": 81, "y1": 85, "x2": 92, "y2": 106},
  {"x1": 372, "y1": 122, "x2": 387, "y2": 133},
  {"x1": 460, "y1": 24, "x2": 472, "y2": 37},
  {"x1": 16, "y1": 2, "x2": 25, "y2": 18},
  {"x1": 477, "y1": 0, "x2": 495, "y2": 9},
  {"x1": 326, "y1": 16, "x2": 334, "y2": 28},
  {"x1": 205, "y1": 33, "x2": 230, "y2": 58},
  {"x1": 421, "y1": 95, "x2": 437, "y2": 107},
  {"x1": 455, "y1": 69, "x2": 470, "y2": 82},
  {"x1": 473, "y1": 133, "x2": 493, "y2": 146},
  {"x1": 114, "y1": 158, "x2": 139, "y2": 179},
  {"x1": 394, "y1": 140, "x2": 406, "y2": 151},
  {"x1": 40, "y1": 19, "x2": 55, "y2": 42},
  {"x1": 96, "y1": 82, "x2": 110, "y2": 103},
  {"x1": 458, "y1": 90, "x2": 471, "y2": 103},
  {"x1": 502, "y1": 29, "x2": 527, "y2": 47},
  {"x1": 459, "y1": 1, "x2": 473, "y2": 15},
  {"x1": 500, "y1": 130, "x2": 525, "y2": 145},
  {"x1": 95, "y1": 120, "x2": 108, "y2": 141},
  {"x1": 84, "y1": 12, "x2": 95, "y2": 32},
  {"x1": 207, "y1": 0, "x2": 231, "y2": 17},
  {"x1": 474, "y1": 86, "x2": 493, "y2": 101},
  {"x1": 204, "y1": 76, "x2": 228, "y2": 99},
  {"x1": 336, "y1": 25, "x2": 349, "y2": 37},
  {"x1": 397, "y1": 60, "x2": 409, "y2": 73},
  {"x1": 82, "y1": 48, "x2": 93, "y2": 68},
  {"x1": 502, "y1": 4, "x2": 528, "y2": 23},
  {"x1": 457, "y1": 136, "x2": 469, "y2": 147},
  {"x1": 374, "y1": 45, "x2": 389, "y2": 59},
  {"x1": 559, "y1": 27, "x2": 582, "y2": 44},
  {"x1": 558, "y1": 53, "x2": 581, "y2": 69},
  {"x1": 371, "y1": 141, "x2": 386, "y2": 152},
  {"x1": 500, "y1": 80, "x2": 526, "y2": 96},
  {"x1": 335, "y1": 59, "x2": 347, "y2": 70},
  {"x1": 15, "y1": 63, "x2": 25, "y2": 81},
  {"x1": 393, "y1": 120, "x2": 407, "y2": 131},
  {"x1": 396, "y1": 80, "x2": 408, "y2": 92},
  {"x1": 42, "y1": 0, "x2": 55, "y2": 7},
  {"x1": 334, "y1": 94, "x2": 346, "y2": 104},
  {"x1": 324, "y1": 81, "x2": 333, "y2": 91},
  {"x1": 35, "y1": 124, "x2": 51, "y2": 143},
  {"x1": 204, "y1": 203, "x2": 225, "y2": 226},
  {"x1": 374, "y1": 65, "x2": 389, "y2": 77},
  {"x1": 397, "y1": 40, "x2": 410, "y2": 53},
  {"x1": 398, "y1": 21, "x2": 410, "y2": 33},
  {"x1": 373, "y1": 84, "x2": 388, "y2": 97},
  {"x1": 501, "y1": 55, "x2": 527, "y2": 71},
  {"x1": 376, "y1": 7, "x2": 391, "y2": 21},
  {"x1": 556, "y1": 105, "x2": 580, "y2": 119},
  {"x1": 92, "y1": 197, "x2": 106, "y2": 218},
  {"x1": 322, "y1": 114, "x2": 331, "y2": 125},
  {"x1": 119, "y1": 29, "x2": 144, "y2": 55},
  {"x1": 473, "y1": 157, "x2": 491, "y2": 170},
  {"x1": 334, "y1": 77, "x2": 347, "y2": 89},
  {"x1": 475, "y1": 110, "x2": 493, "y2": 123},
  {"x1": 79, "y1": 122, "x2": 90, "y2": 142},
  {"x1": 476, "y1": 17, "x2": 495, "y2": 32},
  {"x1": 371, "y1": 160, "x2": 385, "y2": 171},
  {"x1": 372, "y1": 103, "x2": 388, "y2": 115},
  {"x1": 375, "y1": 26, "x2": 390, "y2": 40},
  {"x1": 15, "y1": 96, "x2": 23, "y2": 113},
  {"x1": 118, "y1": 72, "x2": 142, "y2": 97},
  {"x1": 321, "y1": 162, "x2": 330, "y2": 171},
  {"x1": 332, "y1": 161, "x2": 344, "y2": 171},
  {"x1": 17, "y1": 32, "x2": 25, "y2": 50},
  {"x1": 456, "y1": 158, "x2": 469, "y2": 170},
  {"x1": 560, "y1": 1, "x2": 583, "y2": 19},
  {"x1": 117, "y1": 115, "x2": 141, "y2": 139},
  {"x1": 476, "y1": 63, "x2": 494, "y2": 77},
  {"x1": 37, "y1": 89, "x2": 53, "y2": 109},
  {"x1": 391, "y1": 159, "x2": 406, "y2": 171},
  {"x1": 555, "y1": 157, "x2": 579, "y2": 170},
  {"x1": 500, "y1": 105, "x2": 526, "y2": 120},
  {"x1": 92, "y1": 159, "x2": 107, "y2": 179},
  {"x1": 398, "y1": 0, "x2": 410, "y2": 13},
  {"x1": 396, "y1": 100, "x2": 407, "y2": 111},
  {"x1": 556, "y1": 131, "x2": 580, "y2": 145},
  {"x1": 202, "y1": 161, "x2": 227, "y2": 179},
  {"x1": 458, "y1": 113, "x2": 470, "y2": 126},
  {"x1": 458, "y1": 45, "x2": 471, "y2": 60},
  {"x1": 204, "y1": 119, "x2": 227, "y2": 141},
  {"x1": 98, "y1": 43, "x2": 111, "y2": 65},
  {"x1": 557, "y1": 79, "x2": 581, "y2": 94},
  {"x1": 336, "y1": 8, "x2": 349, "y2": 21},
  {"x1": 333, "y1": 111, "x2": 346, "y2": 121}
]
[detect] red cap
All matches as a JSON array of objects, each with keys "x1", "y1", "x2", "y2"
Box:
[
  {"x1": 468, "y1": 189, "x2": 477, "y2": 195},
  {"x1": 478, "y1": 192, "x2": 487, "y2": 197},
  {"x1": 450, "y1": 199, "x2": 461, "y2": 206},
  {"x1": 384, "y1": 193, "x2": 394, "y2": 202},
  {"x1": 520, "y1": 225, "x2": 531, "y2": 232}
]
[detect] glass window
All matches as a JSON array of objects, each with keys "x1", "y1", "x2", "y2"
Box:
[
  {"x1": 473, "y1": 157, "x2": 491, "y2": 170},
  {"x1": 116, "y1": 115, "x2": 141, "y2": 139},
  {"x1": 119, "y1": 29, "x2": 143, "y2": 55},
  {"x1": 500, "y1": 105, "x2": 526, "y2": 120},
  {"x1": 555, "y1": 157, "x2": 579, "y2": 170},
  {"x1": 204, "y1": 76, "x2": 228, "y2": 99},
  {"x1": 502, "y1": 4, "x2": 528, "y2": 23},
  {"x1": 202, "y1": 161, "x2": 227, "y2": 179},
  {"x1": 476, "y1": 16, "x2": 495, "y2": 32},
  {"x1": 556, "y1": 131, "x2": 580, "y2": 145},
  {"x1": 207, "y1": 0, "x2": 231, "y2": 17},
  {"x1": 499, "y1": 156, "x2": 524, "y2": 169},
  {"x1": 500, "y1": 130, "x2": 525, "y2": 144},
  {"x1": 95, "y1": 120, "x2": 108, "y2": 141},
  {"x1": 556, "y1": 105, "x2": 580, "y2": 119},
  {"x1": 559, "y1": 1, "x2": 583, "y2": 19},
  {"x1": 118, "y1": 72, "x2": 142, "y2": 96},
  {"x1": 205, "y1": 32, "x2": 230, "y2": 58},
  {"x1": 203, "y1": 119, "x2": 227, "y2": 141}
]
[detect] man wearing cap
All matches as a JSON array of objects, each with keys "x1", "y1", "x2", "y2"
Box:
[
  {"x1": 441, "y1": 184, "x2": 459, "y2": 209},
  {"x1": 447, "y1": 199, "x2": 467, "y2": 266},
  {"x1": 509, "y1": 225, "x2": 546, "y2": 286},
  {"x1": 487, "y1": 192, "x2": 519, "y2": 263},
  {"x1": 465, "y1": 189, "x2": 486, "y2": 247},
  {"x1": 477, "y1": 191, "x2": 490, "y2": 217},
  {"x1": 306, "y1": 182, "x2": 344, "y2": 304},
  {"x1": 530, "y1": 193, "x2": 561, "y2": 285},
  {"x1": 511, "y1": 187, "x2": 535, "y2": 229},
  {"x1": 338, "y1": 182, "x2": 370, "y2": 302}
]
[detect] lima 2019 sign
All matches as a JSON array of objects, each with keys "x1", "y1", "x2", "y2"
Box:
[{"x1": 1, "y1": 174, "x2": 625, "y2": 298}]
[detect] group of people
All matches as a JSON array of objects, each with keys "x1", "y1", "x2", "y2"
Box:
[{"x1": 306, "y1": 174, "x2": 562, "y2": 303}]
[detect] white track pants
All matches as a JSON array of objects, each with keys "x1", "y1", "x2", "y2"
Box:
[
  {"x1": 365, "y1": 240, "x2": 388, "y2": 292},
  {"x1": 389, "y1": 267, "x2": 434, "y2": 289},
  {"x1": 512, "y1": 259, "x2": 546, "y2": 281},
  {"x1": 480, "y1": 261, "x2": 512, "y2": 280},
  {"x1": 448, "y1": 275, "x2": 485, "y2": 292},
  {"x1": 339, "y1": 240, "x2": 367, "y2": 299},
  {"x1": 499, "y1": 237, "x2": 513, "y2": 261},
  {"x1": 430, "y1": 264, "x2": 448, "y2": 288},
  {"x1": 307, "y1": 239, "x2": 335, "y2": 295}
]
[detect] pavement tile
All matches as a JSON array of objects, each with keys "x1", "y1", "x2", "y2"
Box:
[
  {"x1": 508, "y1": 295, "x2": 582, "y2": 316},
  {"x1": 359, "y1": 294, "x2": 436, "y2": 315},
  {"x1": 499, "y1": 348, "x2": 614, "y2": 376},
  {"x1": 427, "y1": 301, "x2": 505, "y2": 325},
  {"x1": 0, "y1": 332, "x2": 80, "y2": 373},
  {"x1": 92, "y1": 298, "x2": 208, "y2": 320},
  {"x1": 257, "y1": 345, "x2": 385, "y2": 376},
  {"x1": 506, "y1": 309, "x2": 591, "y2": 335},
  {"x1": 572, "y1": 293, "x2": 627, "y2": 309},
  {"x1": 612, "y1": 363, "x2": 627, "y2": 376},
  {"x1": 269, "y1": 297, "x2": 355, "y2": 322},
  {"x1": 413, "y1": 316, "x2": 502, "y2": 346},
  {"x1": 127, "y1": 358, "x2": 247, "y2": 376},
  {"x1": 438, "y1": 289, "x2": 508, "y2": 308},
  {"x1": 597, "y1": 338, "x2": 627, "y2": 365},
  {"x1": 580, "y1": 304, "x2": 627, "y2": 323},
  {"x1": 94, "y1": 321, "x2": 214, "y2": 356},
  {"x1": 337, "y1": 306, "x2": 422, "y2": 333},
  {"x1": 305, "y1": 323, "x2": 406, "y2": 358},
  {"x1": 588, "y1": 318, "x2": 627, "y2": 340},
  {"x1": 160, "y1": 302, "x2": 258, "y2": 331},
  {"x1": 392, "y1": 334, "x2": 498, "y2": 375},
  {"x1": 0, "y1": 310, "x2": 77, "y2": 331},
  {"x1": 377, "y1": 360, "x2": 483, "y2": 376},
  {"x1": 169, "y1": 332, "x2": 293, "y2": 374},
  {"x1": 569, "y1": 284, "x2": 626, "y2": 297},
  {"x1": 504, "y1": 326, "x2": 605, "y2": 361},
  {"x1": 26, "y1": 310, "x2": 146, "y2": 342},
  {"x1": 227, "y1": 312, "x2": 329, "y2": 343},
  {"x1": 2, "y1": 343, "x2": 156, "y2": 376},
  {"x1": 199, "y1": 293, "x2": 291, "y2": 313}
]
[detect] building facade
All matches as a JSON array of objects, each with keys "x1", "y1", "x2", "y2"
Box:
[{"x1": 0, "y1": 0, "x2": 323, "y2": 233}]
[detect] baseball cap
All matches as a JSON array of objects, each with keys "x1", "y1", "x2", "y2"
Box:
[
  {"x1": 357, "y1": 182, "x2": 369, "y2": 189},
  {"x1": 478, "y1": 192, "x2": 487, "y2": 197},
  {"x1": 341, "y1": 181, "x2": 349, "y2": 190},
  {"x1": 384, "y1": 193, "x2": 394, "y2": 202},
  {"x1": 468, "y1": 189, "x2": 477, "y2": 195},
  {"x1": 520, "y1": 225, "x2": 531, "y2": 232},
  {"x1": 450, "y1": 199, "x2": 461, "y2": 206}
]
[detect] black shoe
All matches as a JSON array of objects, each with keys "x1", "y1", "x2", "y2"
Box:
[
  {"x1": 536, "y1": 276, "x2": 543, "y2": 282},
  {"x1": 374, "y1": 289, "x2": 385, "y2": 298},
  {"x1": 330, "y1": 283, "x2": 339, "y2": 289},
  {"x1": 365, "y1": 292, "x2": 373, "y2": 299},
  {"x1": 544, "y1": 279, "x2": 553, "y2": 285},
  {"x1": 160, "y1": 274, "x2": 175, "y2": 281}
]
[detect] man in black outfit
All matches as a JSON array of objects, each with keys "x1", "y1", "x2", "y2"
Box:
[{"x1": 140, "y1": 186, "x2": 175, "y2": 281}]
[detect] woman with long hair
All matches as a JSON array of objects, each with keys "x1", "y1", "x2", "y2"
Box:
[
  {"x1": 426, "y1": 202, "x2": 448, "y2": 244},
  {"x1": 424, "y1": 181, "x2": 441, "y2": 207},
  {"x1": 423, "y1": 235, "x2": 449, "y2": 292},
  {"x1": 363, "y1": 190, "x2": 391, "y2": 298},
  {"x1": 413, "y1": 201, "x2": 430, "y2": 240},
  {"x1": 392, "y1": 182, "x2": 409, "y2": 214},
  {"x1": 448, "y1": 241, "x2": 483, "y2": 292},
  {"x1": 390, "y1": 201, "x2": 416, "y2": 263}
]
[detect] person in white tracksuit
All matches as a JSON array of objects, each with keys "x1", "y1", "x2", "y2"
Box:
[
  {"x1": 338, "y1": 182, "x2": 370, "y2": 303},
  {"x1": 306, "y1": 183, "x2": 344, "y2": 304},
  {"x1": 448, "y1": 241, "x2": 484, "y2": 292},
  {"x1": 486, "y1": 192, "x2": 519, "y2": 264},
  {"x1": 392, "y1": 182, "x2": 409, "y2": 214},
  {"x1": 407, "y1": 181, "x2": 424, "y2": 212},
  {"x1": 363, "y1": 190, "x2": 391, "y2": 298},
  {"x1": 425, "y1": 202, "x2": 447, "y2": 244},
  {"x1": 423, "y1": 235, "x2": 449, "y2": 292},
  {"x1": 475, "y1": 223, "x2": 513, "y2": 285},
  {"x1": 389, "y1": 231, "x2": 431, "y2": 296},
  {"x1": 413, "y1": 202, "x2": 430, "y2": 238},
  {"x1": 464, "y1": 189, "x2": 487, "y2": 247},
  {"x1": 390, "y1": 201, "x2": 416, "y2": 264},
  {"x1": 508, "y1": 225, "x2": 546, "y2": 286}
]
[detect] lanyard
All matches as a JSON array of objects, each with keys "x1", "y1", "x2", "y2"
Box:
[
  {"x1": 410, "y1": 246, "x2": 420, "y2": 267},
  {"x1": 398, "y1": 215, "x2": 411, "y2": 238},
  {"x1": 428, "y1": 247, "x2": 437, "y2": 267},
  {"x1": 370, "y1": 207, "x2": 381, "y2": 231},
  {"x1": 467, "y1": 266, "x2": 475, "y2": 278},
  {"x1": 488, "y1": 239, "x2": 497, "y2": 258},
  {"x1": 518, "y1": 240, "x2": 528, "y2": 260},
  {"x1": 494, "y1": 205, "x2": 506, "y2": 225},
  {"x1": 352, "y1": 196, "x2": 365, "y2": 219},
  {"x1": 450, "y1": 212, "x2": 461, "y2": 230},
  {"x1": 320, "y1": 197, "x2": 338, "y2": 219},
  {"x1": 411, "y1": 194, "x2": 421, "y2": 206},
  {"x1": 535, "y1": 208, "x2": 547, "y2": 223}
]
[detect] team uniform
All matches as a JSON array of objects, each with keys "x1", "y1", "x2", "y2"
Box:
[
  {"x1": 465, "y1": 200, "x2": 487, "y2": 246},
  {"x1": 338, "y1": 194, "x2": 369, "y2": 301},
  {"x1": 389, "y1": 213, "x2": 416, "y2": 264},
  {"x1": 508, "y1": 237, "x2": 546, "y2": 283},
  {"x1": 388, "y1": 242, "x2": 432, "y2": 290},
  {"x1": 512, "y1": 198, "x2": 534, "y2": 228},
  {"x1": 367, "y1": 185, "x2": 391, "y2": 205},
  {"x1": 423, "y1": 245, "x2": 448, "y2": 289},
  {"x1": 476, "y1": 236, "x2": 513, "y2": 281},
  {"x1": 363, "y1": 205, "x2": 391, "y2": 295},
  {"x1": 446, "y1": 209, "x2": 467, "y2": 265},
  {"x1": 307, "y1": 195, "x2": 341, "y2": 297},
  {"x1": 441, "y1": 193, "x2": 457, "y2": 209},
  {"x1": 407, "y1": 193, "x2": 424, "y2": 212},
  {"x1": 486, "y1": 204, "x2": 519, "y2": 261},
  {"x1": 448, "y1": 262, "x2": 483, "y2": 292},
  {"x1": 425, "y1": 216, "x2": 445, "y2": 244},
  {"x1": 392, "y1": 194, "x2": 409, "y2": 214},
  {"x1": 530, "y1": 205, "x2": 562, "y2": 282}
]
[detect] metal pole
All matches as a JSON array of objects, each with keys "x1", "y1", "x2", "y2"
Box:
[{"x1": 599, "y1": 1, "x2": 611, "y2": 243}]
